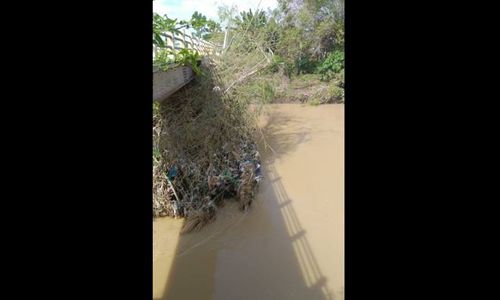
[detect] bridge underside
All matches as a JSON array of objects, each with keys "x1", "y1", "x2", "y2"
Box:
[{"x1": 153, "y1": 65, "x2": 195, "y2": 102}]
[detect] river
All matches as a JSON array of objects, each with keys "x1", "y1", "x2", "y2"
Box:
[{"x1": 153, "y1": 104, "x2": 344, "y2": 300}]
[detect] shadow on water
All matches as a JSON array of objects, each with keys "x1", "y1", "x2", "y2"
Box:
[{"x1": 154, "y1": 106, "x2": 340, "y2": 300}]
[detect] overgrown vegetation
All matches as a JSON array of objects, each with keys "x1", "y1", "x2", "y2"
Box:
[
  {"x1": 154, "y1": 48, "x2": 202, "y2": 75},
  {"x1": 205, "y1": 0, "x2": 345, "y2": 103},
  {"x1": 152, "y1": 0, "x2": 345, "y2": 232},
  {"x1": 317, "y1": 50, "x2": 344, "y2": 81}
]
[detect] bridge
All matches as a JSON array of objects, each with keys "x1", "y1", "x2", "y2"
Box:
[{"x1": 153, "y1": 30, "x2": 220, "y2": 102}]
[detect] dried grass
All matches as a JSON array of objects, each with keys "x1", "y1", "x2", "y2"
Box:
[{"x1": 153, "y1": 57, "x2": 262, "y2": 233}]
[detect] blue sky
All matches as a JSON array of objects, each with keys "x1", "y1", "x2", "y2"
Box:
[{"x1": 153, "y1": 0, "x2": 278, "y2": 22}]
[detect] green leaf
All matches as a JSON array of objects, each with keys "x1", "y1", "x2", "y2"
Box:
[{"x1": 154, "y1": 33, "x2": 165, "y2": 47}]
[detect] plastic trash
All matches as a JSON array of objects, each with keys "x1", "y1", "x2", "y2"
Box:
[
  {"x1": 255, "y1": 163, "x2": 262, "y2": 176},
  {"x1": 167, "y1": 166, "x2": 177, "y2": 180}
]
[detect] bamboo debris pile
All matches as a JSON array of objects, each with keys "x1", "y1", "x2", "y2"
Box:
[{"x1": 153, "y1": 59, "x2": 262, "y2": 233}]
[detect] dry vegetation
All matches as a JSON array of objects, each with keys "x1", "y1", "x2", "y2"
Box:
[{"x1": 153, "y1": 58, "x2": 263, "y2": 233}]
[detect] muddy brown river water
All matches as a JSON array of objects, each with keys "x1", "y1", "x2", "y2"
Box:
[{"x1": 153, "y1": 104, "x2": 344, "y2": 300}]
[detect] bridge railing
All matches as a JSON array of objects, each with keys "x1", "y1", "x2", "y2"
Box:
[
  {"x1": 153, "y1": 29, "x2": 221, "y2": 60},
  {"x1": 153, "y1": 30, "x2": 223, "y2": 101}
]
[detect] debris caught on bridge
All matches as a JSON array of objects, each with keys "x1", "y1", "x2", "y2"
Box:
[{"x1": 153, "y1": 59, "x2": 262, "y2": 233}]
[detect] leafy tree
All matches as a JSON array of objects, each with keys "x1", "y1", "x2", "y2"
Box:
[
  {"x1": 234, "y1": 9, "x2": 267, "y2": 32},
  {"x1": 317, "y1": 50, "x2": 344, "y2": 81},
  {"x1": 271, "y1": 0, "x2": 344, "y2": 75},
  {"x1": 153, "y1": 11, "x2": 221, "y2": 46},
  {"x1": 153, "y1": 13, "x2": 180, "y2": 47},
  {"x1": 187, "y1": 11, "x2": 221, "y2": 38}
]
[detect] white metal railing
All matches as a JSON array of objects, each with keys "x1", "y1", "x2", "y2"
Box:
[{"x1": 153, "y1": 29, "x2": 221, "y2": 60}]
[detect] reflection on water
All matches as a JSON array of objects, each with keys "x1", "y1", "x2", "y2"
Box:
[{"x1": 153, "y1": 104, "x2": 344, "y2": 300}]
